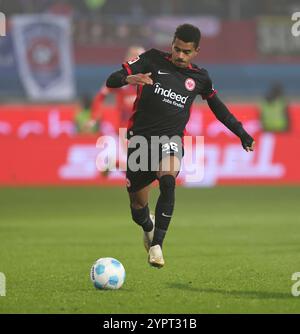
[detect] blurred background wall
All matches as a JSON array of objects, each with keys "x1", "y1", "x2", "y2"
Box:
[
  {"x1": 0, "y1": 0, "x2": 300, "y2": 99},
  {"x1": 0, "y1": 0, "x2": 299, "y2": 186}
]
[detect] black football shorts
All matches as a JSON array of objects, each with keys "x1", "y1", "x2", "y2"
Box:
[{"x1": 126, "y1": 136, "x2": 184, "y2": 193}]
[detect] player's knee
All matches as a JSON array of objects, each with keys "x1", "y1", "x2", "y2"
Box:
[
  {"x1": 159, "y1": 174, "x2": 176, "y2": 191},
  {"x1": 130, "y1": 201, "x2": 145, "y2": 210},
  {"x1": 129, "y1": 192, "x2": 148, "y2": 210},
  {"x1": 159, "y1": 174, "x2": 175, "y2": 202}
]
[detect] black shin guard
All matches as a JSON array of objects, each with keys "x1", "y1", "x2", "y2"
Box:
[
  {"x1": 152, "y1": 175, "x2": 176, "y2": 247},
  {"x1": 130, "y1": 205, "x2": 153, "y2": 232}
]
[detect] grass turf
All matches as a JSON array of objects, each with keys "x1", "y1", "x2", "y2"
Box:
[{"x1": 0, "y1": 186, "x2": 300, "y2": 314}]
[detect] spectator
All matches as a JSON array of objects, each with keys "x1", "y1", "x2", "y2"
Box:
[
  {"x1": 91, "y1": 45, "x2": 145, "y2": 171},
  {"x1": 75, "y1": 95, "x2": 99, "y2": 134},
  {"x1": 91, "y1": 45, "x2": 146, "y2": 130},
  {"x1": 260, "y1": 82, "x2": 290, "y2": 132}
]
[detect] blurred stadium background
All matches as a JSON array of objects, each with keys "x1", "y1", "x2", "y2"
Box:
[
  {"x1": 1, "y1": 0, "x2": 300, "y2": 314},
  {"x1": 0, "y1": 0, "x2": 300, "y2": 186}
]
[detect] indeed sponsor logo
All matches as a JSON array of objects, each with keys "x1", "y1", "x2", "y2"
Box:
[{"x1": 154, "y1": 83, "x2": 188, "y2": 105}]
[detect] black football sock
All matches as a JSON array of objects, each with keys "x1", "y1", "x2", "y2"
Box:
[
  {"x1": 152, "y1": 175, "x2": 175, "y2": 248},
  {"x1": 130, "y1": 204, "x2": 153, "y2": 232},
  {"x1": 151, "y1": 228, "x2": 167, "y2": 248}
]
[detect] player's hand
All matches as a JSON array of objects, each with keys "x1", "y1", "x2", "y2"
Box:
[
  {"x1": 240, "y1": 133, "x2": 255, "y2": 152},
  {"x1": 126, "y1": 73, "x2": 153, "y2": 86}
]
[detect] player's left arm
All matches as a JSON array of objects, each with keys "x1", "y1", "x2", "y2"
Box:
[
  {"x1": 207, "y1": 94, "x2": 255, "y2": 152},
  {"x1": 200, "y1": 69, "x2": 255, "y2": 152}
]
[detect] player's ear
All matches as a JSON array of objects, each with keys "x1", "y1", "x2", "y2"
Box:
[{"x1": 192, "y1": 47, "x2": 200, "y2": 58}]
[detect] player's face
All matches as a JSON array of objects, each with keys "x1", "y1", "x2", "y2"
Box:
[{"x1": 171, "y1": 38, "x2": 199, "y2": 68}]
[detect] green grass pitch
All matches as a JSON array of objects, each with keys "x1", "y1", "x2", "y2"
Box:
[{"x1": 0, "y1": 186, "x2": 300, "y2": 314}]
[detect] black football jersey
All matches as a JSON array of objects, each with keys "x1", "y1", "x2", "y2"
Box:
[{"x1": 122, "y1": 48, "x2": 216, "y2": 138}]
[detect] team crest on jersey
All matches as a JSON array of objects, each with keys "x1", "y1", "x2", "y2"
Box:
[
  {"x1": 185, "y1": 78, "x2": 196, "y2": 91},
  {"x1": 128, "y1": 56, "x2": 140, "y2": 65}
]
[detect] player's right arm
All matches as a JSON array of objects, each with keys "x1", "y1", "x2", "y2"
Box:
[
  {"x1": 106, "y1": 70, "x2": 153, "y2": 88},
  {"x1": 106, "y1": 50, "x2": 154, "y2": 88}
]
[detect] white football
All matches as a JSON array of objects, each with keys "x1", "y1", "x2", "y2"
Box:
[{"x1": 90, "y1": 257, "x2": 126, "y2": 290}]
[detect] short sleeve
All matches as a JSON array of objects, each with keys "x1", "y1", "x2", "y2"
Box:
[
  {"x1": 122, "y1": 49, "x2": 152, "y2": 75},
  {"x1": 200, "y1": 69, "x2": 217, "y2": 100}
]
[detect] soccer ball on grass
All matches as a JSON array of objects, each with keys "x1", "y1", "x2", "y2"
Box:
[{"x1": 90, "y1": 257, "x2": 125, "y2": 290}]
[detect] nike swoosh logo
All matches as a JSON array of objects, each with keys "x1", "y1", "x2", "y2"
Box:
[
  {"x1": 158, "y1": 70, "x2": 169, "y2": 75},
  {"x1": 162, "y1": 213, "x2": 172, "y2": 217}
]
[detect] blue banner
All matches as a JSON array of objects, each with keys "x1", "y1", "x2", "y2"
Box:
[{"x1": 11, "y1": 14, "x2": 75, "y2": 101}]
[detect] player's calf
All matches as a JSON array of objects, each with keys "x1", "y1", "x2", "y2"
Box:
[
  {"x1": 130, "y1": 204, "x2": 153, "y2": 232},
  {"x1": 152, "y1": 174, "x2": 176, "y2": 248}
]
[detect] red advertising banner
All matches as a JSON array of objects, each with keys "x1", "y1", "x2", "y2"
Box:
[{"x1": 0, "y1": 103, "x2": 299, "y2": 186}]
